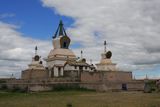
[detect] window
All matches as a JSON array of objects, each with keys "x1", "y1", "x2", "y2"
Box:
[
  {"x1": 122, "y1": 84, "x2": 127, "y2": 91},
  {"x1": 58, "y1": 67, "x2": 61, "y2": 72},
  {"x1": 74, "y1": 66, "x2": 77, "y2": 69},
  {"x1": 85, "y1": 66, "x2": 87, "y2": 69},
  {"x1": 58, "y1": 67, "x2": 61, "y2": 76},
  {"x1": 51, "y1": 68, "x2": 54, "y2": 78},
  {"x1": 63, "y1": 42, "x2": 67, "y2": 48},
  {"x1": 79, "y1": 66, "x2": 83, "y2": 71}
]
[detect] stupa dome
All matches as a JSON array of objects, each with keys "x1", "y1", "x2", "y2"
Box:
[{"x1": 48, "y1": 48, "x2": 76, "y2": 59}]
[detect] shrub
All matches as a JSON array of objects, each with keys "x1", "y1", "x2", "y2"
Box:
[
  {"x1": 0, "y1": 84, "x2": 8, "y2": 90},
  {"x1": 66, "y1": 103, "x2": 72, "y2": 107},
  {"x1": 12, "y1": 86, "x2": 21, "y2": 92},
  {"x1": 144, "y1": 80, "x2": 158, "y2": 93},
  {"x1": 0, "y1": 80, "x2": 6, "y2": 83},
  {"x1": 11, "y1": 86, "x2": 27, "y2": 93}
]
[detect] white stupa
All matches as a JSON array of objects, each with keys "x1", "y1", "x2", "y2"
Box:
[
  {"x1": 96, "y1": 41, "x2": 117, "y2": 71},
  {"x1": 45, "y1": 20, "x2": 78, "y2": 77}
]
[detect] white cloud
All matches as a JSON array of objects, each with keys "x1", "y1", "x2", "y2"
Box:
[
  {"x1": 0, "y1": 21, "x2": 52, "y2": 78},
  {"x1": 42, "y1": 0, "x2": 160, "y2": 72}
]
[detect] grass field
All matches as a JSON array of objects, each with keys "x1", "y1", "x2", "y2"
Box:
[{"x1": 0, "y1": 91, "x2": 160, "y2": 107}]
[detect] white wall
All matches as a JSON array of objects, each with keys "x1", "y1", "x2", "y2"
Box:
[
  {"x1": 54, "y1": 67, "x2": 58, "y2": 77},
  {"x1": 53, "y1": 38, "x2": 61, "y2": 49},
  {"x1": 64, "y1": 64, "x2": 91, "y2": 71},
  {"x1": 64, "y1": 64, "x2": 76, "y2": 71},
  {"x1": 97, "y1": 64, "x2": 116, "y2": 71}
]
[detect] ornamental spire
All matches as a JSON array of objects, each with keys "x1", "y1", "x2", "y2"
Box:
[
  {"x1": 35, "y1": 46, "x2": 38, "y2": 55},
  {"x1": 104, "y1": 40, "x2": 107, "y2": 52},
  {"x1": 53, "y1": 20, "x2": 67, "y2": 39},
  {"x1": 81, "y1": 50, "x2": 83, "y2": 59}
]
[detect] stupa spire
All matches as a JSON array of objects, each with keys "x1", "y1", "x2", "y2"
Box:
[
  {"x1": 35, "y1": 46, "x2": 38, "y2": 55},
  {"x1": 104, "y1": 40, "x2": 107, "y2": 52},
  {"x1": 81, "y1": 50, "x2": 83, "y2": 59},
  {"x1": 53, "y1": 20, "x2": 67, "y2": 39}
]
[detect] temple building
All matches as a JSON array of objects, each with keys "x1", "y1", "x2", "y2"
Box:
[{"x1": 22, "y1": 20, "x2": 94, "y2": 80}]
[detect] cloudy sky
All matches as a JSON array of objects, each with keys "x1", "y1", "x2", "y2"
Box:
[{"x1": 0, "y1": 0, "x2": 160, "y2": 79}]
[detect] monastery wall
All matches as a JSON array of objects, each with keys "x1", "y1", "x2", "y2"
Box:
[
  {"x1": 104, "y1": 71, "x2": 132, "y2": 82},
  {"x1": 80, "y1": 72, "x2": 102, "y2": 82},
  {"x1": 81, "y1": 71, "x2": 132, "y2": 82},
  {"x1": 64, "y1": 71, "x2": 80, "y2": 78},
  {"x1": 21, "y1": 69, "x2": 48, "y2": 79},
  {"x1": 0, "y1": 78, "x2": 144, "y2": 92},
  {"x1": 80, "y1": 81, "x2": 145, "y2": 92}
]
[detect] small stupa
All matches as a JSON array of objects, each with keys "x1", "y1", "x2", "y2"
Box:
[
  {"x1": 21, "y1": 46, "x2": 47, "y2": 79},
  {"x1": 96, "y1": 41, "x2": 117, "y2": 71}
]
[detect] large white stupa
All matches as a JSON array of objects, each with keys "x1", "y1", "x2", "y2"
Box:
[{"x1": 45, "y1": 20, "x2": 92, "y2": 77}]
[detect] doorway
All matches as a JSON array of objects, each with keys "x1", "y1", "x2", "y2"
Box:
[{"x1": 122, "y1": 84, "x2": 127, "y2": 91}]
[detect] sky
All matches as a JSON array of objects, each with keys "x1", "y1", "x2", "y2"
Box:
[{"x1": 0, "y1": 0, "x2": 160, "y2": 79}]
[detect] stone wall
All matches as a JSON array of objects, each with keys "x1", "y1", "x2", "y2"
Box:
[
  {"x1": 80, "y1": 72, "x2": 102, "y2": 82},
  {"x1": 127, "y1": 81, "x2": 145, "y2": 91},
  {"x1": 0, "y1": 78, "x2": 145, "y2": 92},
  {"x1": 1, "y1": 79, "x2": 80, "y2": 92},
  {"x1": 81, "y1": 71, "x2": 132, "y2": 82},
  {"x1": 80, "y1": 71, "x2": 144, "y2": 92},
  {"x1": 64, "y1": 71, "x2": 80, "y2": 78},
  {"x1": 21, "y1": 69, "x2": 48, "y2": 79},
  {"x1": 104, "y1": 71, "x2": 132, "y2": 82},
  {"x1": 0, "y1": 71, "x2": 144, "y2": 92},
  {"x1": 80, "y1": 81, "x2": 145, "y2": 92}
]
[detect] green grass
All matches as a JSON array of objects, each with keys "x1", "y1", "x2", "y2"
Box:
[{"x1": 0, "y1": 91, "x2": 160, "y2": 107}]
